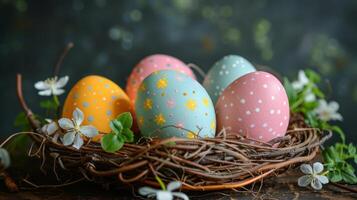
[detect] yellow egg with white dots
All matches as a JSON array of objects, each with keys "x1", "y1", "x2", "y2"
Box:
[{"x1": 62, "y1": 75, "x2": 133, "y2": 134}]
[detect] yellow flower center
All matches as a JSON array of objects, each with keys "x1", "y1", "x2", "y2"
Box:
[
  {"x1": 154, "y1": 113, "x2": 166, "y2": 126},
  {"x1": 156, "y1": 78, "x2": 168, "y2": 89},
  {"x1": 144, "y1": 98, "x2": 153, "y2": 110},
  {"x1": 185, "y1": 99, "x2": 197, "y2": 111},
  {"x1": 202, "y1": 98, "x2": 210, "y2": 107}
]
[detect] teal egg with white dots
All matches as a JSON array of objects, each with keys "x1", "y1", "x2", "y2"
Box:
[
  {"x1": 135, "y1": 70, "x2": 216, "y2": 139},
  {"x1": 203, "y1": 55, "x2": 256, "y2": 104}
]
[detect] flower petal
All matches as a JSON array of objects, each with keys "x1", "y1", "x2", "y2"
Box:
[
  {"x1": 58, "y1": 118, "x2": 75, "y2": 130},
  {"x1": 331, "y1": 113, "x2": 343, "y2": 121},
  {"x1": 38, "y1": 89, "x2": 52, "y2": 96},
  {"x1": 313, "y1": 162, "x2": 324, "y2": 174},
  {"x1": 298, "y1": 175, "x2": 312, "y2": 187},
  {"x1": 41, "y1": 124, "x2": 48, "y2": 134},
  {"x1": 56, "y1": 76, "x2": 69, "y2": 88},
  {"x1": 167, "y1": 181, "x2": 181, "y2": 191},
  {"x1": 0, "y1": 148, "x2": 11, "y2": 169},
  {"x1": 73, "y1": 108, "x2": 84, "y2": 126},
  {"x1": 318, "y1": 99, "x2": 327, "y2": 109},
  {"x1": 52, "y1": 134, "x2": 59, "y2": 143},
  {"x1": 316, "y1": 175, "x2": 329, "y2": 184},
  {"x1": 172, "y1": 192, "x2": 189, "y2": 200},
  {"x1": 304, "y1": 93, "x2": 316, "y2": 102},
  {"x1": 72, "y1": 134, "x2": 84, "y2": 149},
  {"x1": 34, "y1": 81, "x2": 50, "y2": 90},
  {"x1": 329, "y1": 101, "x2": 339, "y2": 112},
  {"x1": 47, "y1": 122, "x2": 58, "y2": 135},
  {"x1": 138, "y1": 187, "x2": 158, "y2": 196},
  {"x1": 62, "y1": 131, "x2": 76, "y2": 146},
  {"x1": 300, "y1": 164, "x2": 313, "y2": 174},
  {"x1": 52, "y1": 88, "x2": 65, "y2": 96},
  {"x1": 311, "y1": 178, "x2": 323, "y2": 190},
  {"x1": 80, "y1": 125, "x2": 98, "y2": 138},
  {"x1": 291, "y1": 81, "x2": 303, "y2": 90},
  {"x1": 298, "y1": 70, "x2": 309, "y2": 84},
  {"x1": 156, "y1": 191, "x2": 173, "y2": 200}
]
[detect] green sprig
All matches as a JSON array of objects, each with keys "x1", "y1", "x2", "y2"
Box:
[
  {"x1": 284, "y1": 69, "x2": 357, "y2": 184},
  {"x1": 101, "y1": 112, "x2": 134, "y2": 153}
]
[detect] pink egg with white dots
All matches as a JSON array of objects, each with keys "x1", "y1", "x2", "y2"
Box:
[
  {"x1": 216, "y1": 71, "x2": 290, "y2": 143},
  {"x1": 126, "y1": 54, "x2": 196, "y2": 106}
]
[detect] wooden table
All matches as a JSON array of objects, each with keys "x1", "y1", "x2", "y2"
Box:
[{"x1": 1, "y1": 168, "x2": 356, "y2": 200}]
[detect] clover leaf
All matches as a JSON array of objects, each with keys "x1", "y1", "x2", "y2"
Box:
[
  {"x1": 101, "y1": 112, "x2": 134, "y2": 153},
  {"x1": 323, "y1": 143, "x2": 357, "y2": 184}
]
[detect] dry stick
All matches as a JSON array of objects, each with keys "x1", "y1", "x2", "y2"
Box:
[
  {"x1": 0, "y1": 172, "x2": 19, "y2": 192},
  {"x1": 21, "y1": 177, "x2": 85, "y2": 189},
  {"x1": 187, "y1": 63, "x2": 206, "y2": 79},
  {"x1": 87, "y1": 160, "x2": 148, "y2": 176},
  {"x1": 53, "y1": 42, "x2": 74, "y2": 76},
  {"x1": 16, "y1": 74, "x2": 41, "y2": 130},
  {"x1": 330, "y1": 182, "x2": 357, "y2": 193}
]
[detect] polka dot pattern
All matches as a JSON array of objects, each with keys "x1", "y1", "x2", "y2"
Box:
[
  {"x1": 126, "y1": 54, "x2": 196, "y2": 106},
  {"x1": 203, "y1": 55, "x2": 256, "y2": 104},
  {"x1": 135, "y1": 70, "x2": 216, "y2": 139},
  {"x1": 216, "y1": 71, "x2": 290, "y2": 143},
  {"x1": 62, "y1": 75, "x2": 133, "y2": 133}
]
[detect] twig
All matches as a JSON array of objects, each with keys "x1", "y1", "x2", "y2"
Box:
[
  {"x1": 53, "y1": 42, "x2": 74, "y2": 76},
  {"x1": 187, "y1": 63, "x2": 206, "y2": 79},
  {"x1": 16, "y1": 74, "x2": 41, "y2": 130},
  {"x1": 330, "y1": 182, "x2": 357, "y2": 193},
  {"x1": 21, "y1": 177, "x2": 84, "y2": 189}
]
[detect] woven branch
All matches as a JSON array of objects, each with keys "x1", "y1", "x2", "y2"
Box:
[{"x1": 12, "y1": 74, "x2": 330, "y2": 191}]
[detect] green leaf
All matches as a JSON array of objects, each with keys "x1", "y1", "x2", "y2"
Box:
[
  {"x1": 40, "y1": 99, "x2": 58, "y2": 110},
  {"x1": 311, "y1": 86, "x2": 325, "y2": 98},
  {"x1": 283, "y1": 77, "x2": 297, "y2": 104},
  {"x1": 165, "y1": 141, "x2": 176, "y2": 146},
  {"x1": 329, "y1": 170, "x2": 343, "y2": 182},
  {"x1": 122, "y1": 128, "x2": 134, "y2": 143},
  {"x1": 101, "y1": 133, "x2": 124, "y2": 153},
  {"x1": 341, "y1": 166, "x2": 357, "y2": 184},
  {"x1": 331, "y1": 126, "x2": 346, "y2": 144},
  {"x1": 305, "y1": 112, "x2": 319, "y2": 128},
  {"x1": 305, "y1": 69, "x2": 321, "y2": 83},
  {"x1": 110, "y1": 120, "x2": 123, "y2": 134},
  {"x1": 354, "y1": 155, "x2": 357, "y2": 164},
  {"x1": 116, "y1": 112, "x2": 133, "y2": 128},
  {"x1": 348, "y1": 143, "x2": 356, "y2": 155},
  {"x1": 14, "y1": 112, "x2": 31, "y2": 131}
]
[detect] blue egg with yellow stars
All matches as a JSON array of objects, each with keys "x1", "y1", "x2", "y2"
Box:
[
  {"x1": 203, "y1": 55, "x2": 256, "y2": 104},
  {"x1": 135, "y1": 70, "x2": 216, "y2": 139}
]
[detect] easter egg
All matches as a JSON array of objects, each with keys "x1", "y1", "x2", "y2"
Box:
[
  {"x1": 215, "y1": 71, "x2": 290, "y2": 143},
  {"x1": 62, "y1": 75, "x2": 133, "y2": 133},
  {"x1": 135, "y1": 70, "x2": 216, "y2": 139},
  {"x1": 126, "y1": 54, "x2": 196, "y2": 105},
  {"x1": 203, "y1": 55, "x2": 256, "y2": 104}
]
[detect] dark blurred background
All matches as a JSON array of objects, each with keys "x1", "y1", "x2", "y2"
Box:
[{"x1": 1, "y1": 0, "x2": 356, "y2": 143}]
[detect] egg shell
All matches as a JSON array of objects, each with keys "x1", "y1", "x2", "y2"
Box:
[
  {"x1": 135, "y1": 70, "x2": 216, "y2": 139},
  {"x1": 126, "y1": 54, "x2": 196, "y2": 105},
  {"x1": 216, "y1": 71, "x2": 290, "y2": 143},
  {"x1": 62, "y1": 75, "x2": 133, "y2": 134},
  {"x1": 203, "y1": 55, "x2": 256, "y2": 104}
]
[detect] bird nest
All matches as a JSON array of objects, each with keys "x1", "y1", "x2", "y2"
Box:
[{"x1": 11, "y1": 74, "x2": 331, "y2": 191}]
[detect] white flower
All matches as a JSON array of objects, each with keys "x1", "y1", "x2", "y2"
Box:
[
  {"x1": 41, "y1": 119, "x2": 60, "y2": 143},
  {"x1": 292, "y1": 70, "x2": 309, "y2": 90},
  {"x1": 139, "y1": 181, "x2": 189, "y2": 200},
  {"x1": 0, "y1": 148, "x2": 10, "y2": 169},
  {"x1": 34, "y1": 76, "x2": 69, "y2": 96},
  {"x1": 313, "y1": 100, "x2": 343, "y2": 121},
  {"x1": 58, "y1": 108, "x2": 98, "y2": 149},
  {"x1": 304, "y1": 88, "x2": 316, "y2": 102},
  {"x1": 298, "y1": 162, "x2": 329, "y2": 190}
]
